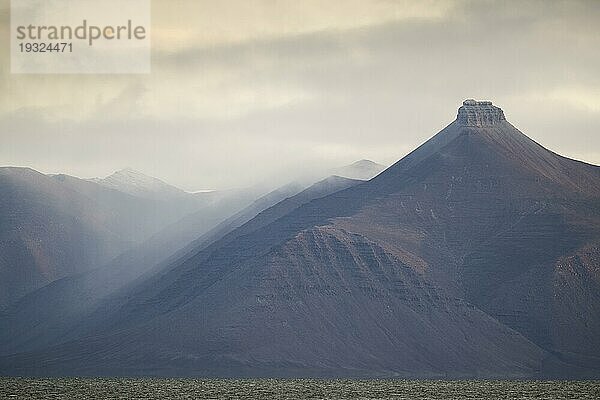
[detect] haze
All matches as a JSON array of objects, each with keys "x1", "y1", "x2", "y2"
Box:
[{"x1": 1, "y1": 0, "x2": 599, "y2": 190}]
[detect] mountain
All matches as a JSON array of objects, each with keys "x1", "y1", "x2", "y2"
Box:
[
  {"x1": 332, "y1": 159, "x2": 386, "y2": 180},
  {"x1": 91, "y1": 168, "x2": 188, "y2": 200},
  {"x1": 1, "y1": 100, "x2": 599, "y2": 378}
]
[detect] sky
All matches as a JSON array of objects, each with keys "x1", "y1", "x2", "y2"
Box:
[{"x1": 1, "y1": 0, "x2": 599, "y2": 191}]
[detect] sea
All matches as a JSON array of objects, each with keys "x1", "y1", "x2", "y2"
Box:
[{"x1": 1, "y1": 378, "x2": 599, "y2": 399}]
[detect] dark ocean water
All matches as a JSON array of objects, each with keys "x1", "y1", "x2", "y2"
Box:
[{"x1": 1, "y1": 378, "x2": 599, "y2": 399}]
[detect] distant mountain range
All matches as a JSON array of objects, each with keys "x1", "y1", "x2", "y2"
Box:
[
  {"x1": 0, "y1": 161, "x2": 383, "y2": 310},
  {"x1": 1, "y1": 100, "x2": 598, "y2": 378}
]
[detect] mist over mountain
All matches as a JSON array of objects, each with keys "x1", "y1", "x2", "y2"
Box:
[
  {"x1": 1, "y1": 100, "x2": 598, "y2": 378},
  {"x1": 0, "y1": 168, "x2": 171, "y2": 308},
  {"x1": 0, "y1": 175, "x2": 363, "y2": 357},
  {"x1": 0, "y1": 167, "x2": 261, "y2": 309}
]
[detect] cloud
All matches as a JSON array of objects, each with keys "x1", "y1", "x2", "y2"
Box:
[
  {"x1": 150, "y1": 0, "x2": 456, "y2": 51},
  {"x1": 538, "y1": 86, "x2": 600, "y2": 113}
]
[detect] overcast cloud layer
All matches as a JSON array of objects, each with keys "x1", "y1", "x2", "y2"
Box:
[{"x1": 1, "y1": 0, "x2": 599, "y2": 190}]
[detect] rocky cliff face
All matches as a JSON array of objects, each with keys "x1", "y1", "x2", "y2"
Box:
[
  {"x1": 457, "y1": 99, "x2": 506, "y2": 127},
  {"x1": 1, "y1": 100, "x2": 599, "y2": 378}
]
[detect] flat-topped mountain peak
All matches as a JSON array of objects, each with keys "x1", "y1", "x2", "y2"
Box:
[{"x1": 457, "y1": 99, "x2": 506, "y2": 127}]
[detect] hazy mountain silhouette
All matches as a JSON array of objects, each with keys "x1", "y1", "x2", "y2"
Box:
[
  {"x1": 1, "y1": 100, "x2": 598, "y2": 378},
  {"x1": 91, "y1": 168, "x2": 188, "y2": 200},
  {"x1": 0, "y1": 168, "x2": 257, "y2": 308},
  {"x1": 332, "y1": 159, "x2": 386, "y2": 180}
]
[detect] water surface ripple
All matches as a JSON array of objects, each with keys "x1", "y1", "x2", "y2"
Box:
[{"x1": 1, "y1": 378, "x2": 599, "y2": 399}]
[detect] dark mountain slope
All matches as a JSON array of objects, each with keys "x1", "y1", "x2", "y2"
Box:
[
  {"x1": 2, "y1": 100, "x2": 599, "y2": 377},
  {"x1": 333, "y1": 128, "x2": 600, "y2": 365}
]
